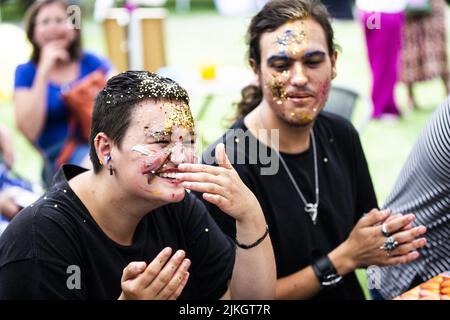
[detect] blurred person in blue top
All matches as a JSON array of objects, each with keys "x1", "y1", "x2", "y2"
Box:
[
  {"x1": 14, "y1": 0, "x2": 113, "y2": 181},
  {"x1": 0, "y1": 126, "x2": 20, "y2": 235}
]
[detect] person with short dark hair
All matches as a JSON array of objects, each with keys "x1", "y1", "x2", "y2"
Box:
[
  {"x1": 192, "y1": 0, "x2": 427, "y2": 300},
  {"x1": 0, "y1": 71, "x2": 276, "y2": 300}
]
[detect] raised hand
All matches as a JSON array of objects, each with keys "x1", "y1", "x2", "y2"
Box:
[
  {"x1": 38, "y1": 41, "x2": 69, "y2": 75},
  {"x1": 176, "y1": 143, "x2": 262, "y2": 222},
  {"x1": 119, "y1": 247, "x2": 190, "y2": 300}
]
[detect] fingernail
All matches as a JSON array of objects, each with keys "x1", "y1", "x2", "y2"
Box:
[
  {"x1": 417, "y1": 226, "x2": 426, "y2": 234},
  {"x1": 163, "y1": 247, "x2": 172, "y2": 255},
  {"x1": 176, "y1": 250, "x2": 185, "y2": 258},
  {"x1": 407, "y1": 214, "x2": 415, "y2": 222},
  {"x1": 183, "y1": 259, "x2": 191, "y2": 266},
  {"x1": 182, "y1": 182, "x2": 191, "y2": 188},
  {"x1": 410, "y1": 251, "x2": 419, "y2": 259},
  {"x1": 135, "y1": 262, "x2": 146, "y2": 272}
]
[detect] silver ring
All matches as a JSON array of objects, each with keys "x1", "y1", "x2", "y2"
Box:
[
  {"x1": 381, "y1": 223, "x2": 390, "y2": 237},
  {"x1": 380, "y1": 236, "x2": 398, "y2": 252}
]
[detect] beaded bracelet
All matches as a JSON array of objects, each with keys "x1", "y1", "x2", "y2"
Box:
[{"x1": 235, "y1": 224, "x2": 269, "y2": 249}]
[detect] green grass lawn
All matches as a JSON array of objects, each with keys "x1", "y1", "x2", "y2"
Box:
[{"x1": 1, "y1": 9, "x2": 449, "y2": 299}]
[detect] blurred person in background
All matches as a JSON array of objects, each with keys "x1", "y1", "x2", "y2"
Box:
[
  {"x1": 401, "y1": 0, "x2": 449, "y2": 110},
  {"x1": 371, "y1": 96, "x2": 450, "y2": 299},
  {"x1": 0, "y1": 126, "x2": 20, "y2": 235},
  {"x1": 14, "y1": 0, "x2": 112, "y2": 183},
  {"x1": 357, "y1": 0, "x2": 407, "y2": 119}
]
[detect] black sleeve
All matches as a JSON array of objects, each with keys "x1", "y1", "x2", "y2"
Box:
[
  {"x1": 350, "y1": 126, "x2": 378, "y2": 223},
  {"x1": 0, "y1": 206, "x2": 86, "y2": 299},
  {"x1": 181, "y1": 194, "x2": 236, "y2": 300}
]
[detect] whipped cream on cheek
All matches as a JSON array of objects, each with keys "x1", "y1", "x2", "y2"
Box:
[{"x1": 132, "y1": 145, "x2": 170, "y2": 183}]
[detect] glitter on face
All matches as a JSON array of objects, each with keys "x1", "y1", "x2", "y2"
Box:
[
  {"x1": 267, "y1": 70, "x2": 290, "y2": 104},
  {"x1": 162, "y1": 102, "x2": 195, "y2": 134},
  {"x1": 276, "y1": 23, "x2": 307, "y2": 56}
]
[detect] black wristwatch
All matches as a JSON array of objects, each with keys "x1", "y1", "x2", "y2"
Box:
[{"x1": 312, "y1": 255, "x2": 343, "y2": 288}]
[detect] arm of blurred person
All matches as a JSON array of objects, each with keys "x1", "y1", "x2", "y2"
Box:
[
  {"x1": 14, "y1": 41, "x2": 69, "y2": 142},
  {"x1": 0, "y1": 191, "x2": 20, "y2": 220},
  {"x1": 0, "y1": 126, "x2": 14, "y2": 169}
]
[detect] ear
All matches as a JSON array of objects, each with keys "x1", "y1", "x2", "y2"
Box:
[
  {"x1": 249, "y1": 58, "x2": 258, "y2": 74},
  {"x1": 249, "y1": 58, "x2": 262, "y2": 86},
  {"x1": 330, "y1": 50, "x2": 338, "y2": 80},
  {"x1": 94, "y1": 132, "x2": 113, "y2": 166}
]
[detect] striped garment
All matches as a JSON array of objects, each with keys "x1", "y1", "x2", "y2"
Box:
[{"x1": 378, "y1": 96, "x2": 450, "y2": 299}]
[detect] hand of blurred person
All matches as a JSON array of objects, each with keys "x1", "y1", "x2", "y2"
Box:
[
  {"x1": 332, "y1": 209, "x2": 427, "y2": 272},
  {"x1": 0, "y1": 126, "x2": 15, "y2": 169},
  {"x1": 0, "y1": 191, "x2": 20, "y2": 220},
  {"x1": 38, "y1": 41, "x2": 69, "y2": 76}
]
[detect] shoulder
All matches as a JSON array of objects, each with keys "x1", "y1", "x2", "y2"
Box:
[
  {"x1": 202, "y1": 117, "x2": 250, "y2": 165},
  {"x1": 80, "y1": 51, "x2": 111, "y2": 72},
  {"x1": 0, "y1": 190, "x2": 82, "y2": 266},
  {"x1": 317, "y1": 111, "x2": 358, "y2": 135},
  {"x1": 15, "y1": 61, "x2": 36, "y2": 74},
  {"x1": 315, "y1": 111, "x2": 361, "y2": 147},
  {"x1": 14, "y1": 61, "x2": 36, "y2": 85}
]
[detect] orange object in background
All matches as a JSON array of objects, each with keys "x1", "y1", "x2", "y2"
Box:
[{"x1": 395, "y1": 273, "x2": 450, "y2": 300}]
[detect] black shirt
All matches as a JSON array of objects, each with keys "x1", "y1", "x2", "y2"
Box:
[
  {"x1": 197, "y1": 112, "x2": 378, "y2": 300},
  {"x1": 0, "y1": 165, "x2": 235, "y2": 300}
]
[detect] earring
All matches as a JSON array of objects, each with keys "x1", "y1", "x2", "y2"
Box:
[{"x1": 105, "y1": 155, "x2": 113, "y2": 175}]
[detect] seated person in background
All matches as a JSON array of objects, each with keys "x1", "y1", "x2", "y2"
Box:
[
  {"x1": 0, "y1": 126, "x2": 20, "y2": 234},
  {"x1": 14, "y1": 0, "x2": 112, "y2": 181},
  {"x1": 191, "y1": 0, "x2": 427, "y2": 300},
  {"x1": 375, "y1": 96, "x2": 450, "y2": 299},
  {"x1": 0, "y1": 71, "x2": 276, "y2": 300}
]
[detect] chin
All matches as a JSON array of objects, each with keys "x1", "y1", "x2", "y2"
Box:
[{"x1": 278, "y1": 111, "x2": 316, "y2": 127}]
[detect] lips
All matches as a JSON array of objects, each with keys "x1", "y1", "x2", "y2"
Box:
[
  {"x1": 287, "y1": 92, "x2": 314, "y2": 99},
  {"x1": 143, "y1": 167, "x2": 180, "y2": 180}
]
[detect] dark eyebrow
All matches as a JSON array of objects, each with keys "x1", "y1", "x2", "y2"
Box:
[
  {"x1": 267, "y1": 54, "x2": 291, "y2": 65},
  {"x1": 303, "y1": 51, "x2": 326, "y2": 59}
]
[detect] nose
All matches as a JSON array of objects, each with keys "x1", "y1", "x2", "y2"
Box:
[
  {"x1": 290, "y1": 63, "x2": 308, "y2": 87},
  {"x1": 168, "y1": 142, "x2": 186, "y2": 165}
]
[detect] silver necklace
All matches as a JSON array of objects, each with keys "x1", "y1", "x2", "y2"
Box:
[{"x1": 258, "y1": 110, "x2": 319, "y2": 224}]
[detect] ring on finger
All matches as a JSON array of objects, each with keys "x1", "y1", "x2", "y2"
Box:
[
  {"x1": 381, "y1": 222, "x2": 391, "y2": 237},
  {"x1": 380, "y1": 236, "x2": 398, "y2": 252}
]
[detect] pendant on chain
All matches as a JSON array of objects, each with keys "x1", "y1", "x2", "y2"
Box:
[{"x1": 305, "y1": 203, "x2": 318, "y2": 224}]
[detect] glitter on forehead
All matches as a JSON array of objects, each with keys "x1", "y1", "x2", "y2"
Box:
[
  {"x1": 163, "y1": 102, "x2": 195, "y2": 133},
  {"x1": 276, "y1": 22, "x2": 307, "y2": 56}
]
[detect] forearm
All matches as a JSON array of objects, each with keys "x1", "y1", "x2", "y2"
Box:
[
  {"x1": 229, "y1": 212, "x2": 276, "y2": 299},
  {"x1": 14, "y1": 69, "x2": 49, "y2": 142},
  {"x1": 276, "y1": 241, "x2": 356, "y2": 300}
]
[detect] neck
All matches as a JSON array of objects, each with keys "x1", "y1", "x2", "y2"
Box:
[
  {"x1": 69, "y1": 171, "x2": 160, "y2": 246},
  {"x1": 245, "y1": 103, "x2": 313, "y2": 154}
]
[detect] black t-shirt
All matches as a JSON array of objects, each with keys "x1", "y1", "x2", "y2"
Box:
[
  {"x1": 0, "y1": 165, "x2": 235, "y2": 300},
  {"x1": 197, "y1": 112, "x2": 378, "y2": 300}
]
